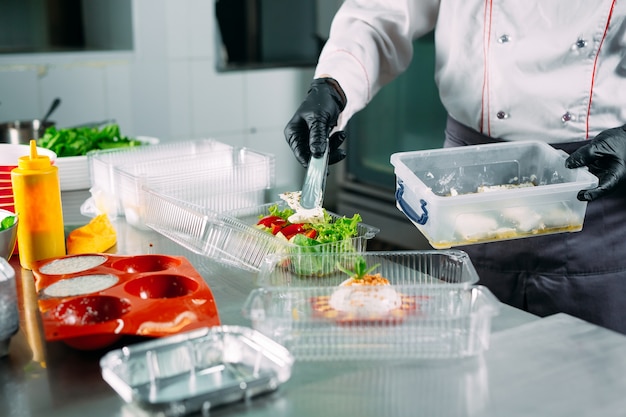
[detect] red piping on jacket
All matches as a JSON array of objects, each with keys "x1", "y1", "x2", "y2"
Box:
[{"x1": 586, "y1": 0, "x2": 617, "y2": 138}]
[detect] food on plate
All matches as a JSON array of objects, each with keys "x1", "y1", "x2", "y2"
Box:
[
  {"x1": 38, "y1": 123, "x2": 144, "y2": 157},
  {"x1": 39, "y1": 255, "x2": 107, "y2": 275},
  {"x1": 42, "y1": 274, "x2": 119, "y2": 297},
  {"x1": 66, "y1": 214, "x2": 117, "y2": 255},
  {"x1": 0, "y1": 215, "x2": 16, "y2": 231},
  {"x1": 311, "y1": 258, "x2": 418, "y2": 323}
]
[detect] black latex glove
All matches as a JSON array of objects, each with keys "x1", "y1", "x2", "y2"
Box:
[
  {"x1": 565, "y1": 126, "x2": 626, "y2": 201},
  {"x1": 284, "y1": 77, "x2": 347, "y2": 168}
]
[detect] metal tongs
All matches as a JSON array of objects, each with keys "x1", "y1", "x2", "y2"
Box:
[{"x1": 300, "y1": 140, "x2": 330, "y2": 209}]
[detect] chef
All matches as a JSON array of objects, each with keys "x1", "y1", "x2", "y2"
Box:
[{"x1": 284, "y1": 0, "x2": 626, "y2": 334}]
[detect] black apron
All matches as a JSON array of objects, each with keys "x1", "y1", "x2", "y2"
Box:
[{"x1": 444, "y1": 116, "x2": 626, "y2": 334}]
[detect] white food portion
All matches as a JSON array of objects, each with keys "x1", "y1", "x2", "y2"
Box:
[
  {"x1": 501, "y1": 207, "x2": 543, "y2": 232},
  {"x1": 477, "y1": 182, "x2": 535, "y2": 193},
  {"x1": 328, "y1": 279, "x2": 402, "y2": 315},
  {"x1": 279, "y1": 191, "x2": 325, "y2": 224},
  {"x1": 455, "y1": 213, "x2": 500, "y2": 240},
  {"x1": 43, "y1": 274, "x2": 119, "y2": 297},
  {"x1": 39, "y1": 255, "x2": 107, "y2": 275}
]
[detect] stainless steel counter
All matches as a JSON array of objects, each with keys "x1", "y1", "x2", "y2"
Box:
[{"x1": 1, "y1": 219, "x2": 625, "y2": 417}]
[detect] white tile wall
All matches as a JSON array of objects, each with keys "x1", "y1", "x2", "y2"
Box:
[{"x1": 0, "y1": 0, "x2": 321, "y2": 198}]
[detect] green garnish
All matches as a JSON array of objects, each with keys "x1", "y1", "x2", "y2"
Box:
[
  {"x1": 38, "y1": 124, "x2": 144, "y2": 157},
  {"x1": 337, "y1": 257, "x2": 380, "y2": 281},
  {"x1": 0, "y1": 215, "x2": 16, "y2": 231},
  {"x1": 265, "y1": 204, "x2": 295, "y2": 221}
]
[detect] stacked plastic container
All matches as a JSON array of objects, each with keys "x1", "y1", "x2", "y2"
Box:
[{"x1": 86, "y1": 139, "x2": 275, "y2": 229}]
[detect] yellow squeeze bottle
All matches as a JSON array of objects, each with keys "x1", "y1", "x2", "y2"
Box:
[{"x1": 11, "y1": 140, "x2": 66, "y2": 270}]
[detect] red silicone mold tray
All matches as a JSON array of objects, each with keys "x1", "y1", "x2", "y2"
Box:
[{"x1": 32, "y1": 254, "x2": 220, "y2": 350}]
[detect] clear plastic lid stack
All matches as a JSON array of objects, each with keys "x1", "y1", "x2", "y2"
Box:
[
  {"x1": 86, "y1": 139, "x2": 275, "y2": 228},
  {"x1": 89, "y1": 138, "x2": 231, "y2": 205},
  {"x1": 115, "y1": 147, "x2": 275, "y2": 228}
]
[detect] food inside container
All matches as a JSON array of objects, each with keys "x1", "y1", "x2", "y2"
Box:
[
  {"x1": 244, "y1": 250, "x2": 494, "y2": 360},
  {"x1": 243, "y1": 284, "x2": 499, "y2": 360},
  {"x1": 100, "y1": 326, "x2": 294, "y2": 416},
  {"x1": 390, "y1": 140, "x2": 599, "y2": 249},
  {"x1": 143, "y1": 198, "x2": 379, "y2": 272},
  {"x1": 32, "y1": 254, "x2": 220, "y2": 350}
]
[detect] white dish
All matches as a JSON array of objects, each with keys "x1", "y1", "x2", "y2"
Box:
[{"x1": 55, "y1": 136, "x2": 159, "y2": 191}]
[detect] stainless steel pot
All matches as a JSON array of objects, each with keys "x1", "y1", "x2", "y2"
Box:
[{"x1": 0, "y1": 120, "x2": 56, "y2": 145}]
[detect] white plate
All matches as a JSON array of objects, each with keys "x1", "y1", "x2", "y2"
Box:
[{"x1": 56, "y1": 136, "x2": 159, "y2": 191}]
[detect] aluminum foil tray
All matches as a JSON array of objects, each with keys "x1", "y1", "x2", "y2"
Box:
[
  {"x1": 243, "y1": 285, "x2": 499, "y2": 361},
  {"x1": 143, "y1": 199, "x2": 379, "y2": 272},
  {"x1": 100, "y1": 326, "x2": 294, "y2": 416}
]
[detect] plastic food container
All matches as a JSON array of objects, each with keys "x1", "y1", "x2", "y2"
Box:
[
  {"x1": 32, "y1": 254, "x2": 220, "y2": 350},
  {"x1": 87, "y1": 139, "x2": 234, "y2": 218},
  {"x1": 100, "y1": 326, "x2": 294, "y2": 416},
  {"x1": 243, "y1": 284, "x2": 499, "y2": 361},
  {"x1": 390, "y1": 140, "x2": 599, "y2": 249},
  {"x1": 142, "y1": 199, "x2": 379, "y2": 272},
  {"x1": 257, "y1": 249, "x2": 480, "y2": 287},
  {"x1": 113, "y1": 147, "x2": 275, "y2": 228}
]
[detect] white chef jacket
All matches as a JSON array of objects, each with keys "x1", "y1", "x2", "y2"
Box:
[{"x1": 315, "y1": 0, "x2": 626, "y2": 143}]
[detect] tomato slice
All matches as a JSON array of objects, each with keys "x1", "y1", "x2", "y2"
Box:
[
  {"x1": 304, "y1": 229, "x2": 317, "y2": 239},
  {"x1": 280, "y1": 223, "x2": 306, "y2": 239},
  {"x1": 257, "y1": 215, "x2": 285, "y2": 227},
  {"x1": 270, "y1": 223, "x2": 285, "y2": 235}
]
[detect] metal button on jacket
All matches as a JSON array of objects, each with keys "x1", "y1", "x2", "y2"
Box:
[
  {"x1": 561, "y1": 111, "x2": 574, "y2": 122},
  {"x1": 575, "y1": 38, "x2": 588, "y2": 49},
  {"x1": 498, "y1": 34, "x2": 511, "y2": 43},
  {"x1": 497, "y1": 111, "x2": 509, "y2": 119}
]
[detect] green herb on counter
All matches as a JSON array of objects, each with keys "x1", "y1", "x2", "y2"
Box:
[{"x1": 38, "y1": 124, "x2": 144, "y2": 157}]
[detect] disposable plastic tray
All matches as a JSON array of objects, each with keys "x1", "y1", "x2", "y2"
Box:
[
  {"x1": 32, "y1": 254, "x2": 220, "y2": 350},
  {"x1": 100, "y1": 326, "x2": 293, "y2": 416},
  {"x1": 257, "y1": 250, "x2": 480, "y2": 287},
  {"x1": 390, "y1": 140, "x2": 599, "y2": 249},
  {"x1": 115, "y1": 147, "x2": 275, "y2": 228},
  {"x1": 87, "y1": 139, "x2": 234, "y2": 218},
  {"x1": 142, "y1": 199, "x2": 379, "y2": 272},
  {"x1": 243, "y1": 284, "x2": 499, "y2": 360}
]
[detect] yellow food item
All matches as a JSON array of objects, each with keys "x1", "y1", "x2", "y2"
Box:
[{"x1": 66, "y1": 215, "x2": 117, "y2": 255}]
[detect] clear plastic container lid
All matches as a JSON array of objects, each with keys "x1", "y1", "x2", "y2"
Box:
[
  {"x1": 142, "y1": 199, "x2": 379, "y2": 272},
  {"x1": 257, "y1": 250, "x2": 480, "y2": 287}
]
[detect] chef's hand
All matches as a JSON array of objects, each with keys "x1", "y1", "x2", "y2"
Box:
[
  {"x1": 284, "y1": 77, "x2": 347, "y2": 168},
  {"x1": 565, "y1": 126, "x2": 626, "y2": 201}
]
